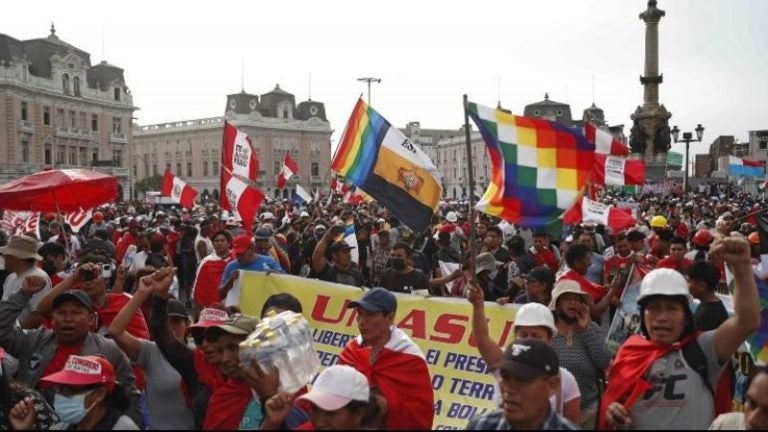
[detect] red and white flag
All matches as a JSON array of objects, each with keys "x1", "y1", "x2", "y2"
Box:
[
  {"x1": 1, "y1": 210, "x2": 31, "y2": 234},
  {"x1": 276, "y1": 154, "x2": 299, "y2": 189},
  {"x1": 331, "y1": 175, "x2": 349, "y2": 195},
  {"x1": 221, "y1": 121, "x2": 259, "y2": 181},
  {"x1": 584, "y1": 122, "x2": 629, "y2": 156},
  {"x1": 64, "y1": 208, "x2": 93, "y2": 234},
  {"x1": 591, "y1": 154, "x2": 645, "y2": 186},
  {"x1": 161, "y1": 170, "x2": 198, "y2": 209},
  {"x1": 344, "y1": 186, "x2": 366, "y2": 205},
  {"x1": 563, "y1": 196, "x2": 636, "y2": 231},
  {"x1": 13, "y1": 212, "x2": 41, "y2": 238},
  {"x1": 222, "y1": 167, "x2": 265, "y2": 233}
]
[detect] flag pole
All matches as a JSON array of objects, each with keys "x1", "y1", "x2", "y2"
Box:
[{"x1": 463, "y1": 95, "x2": 477, "y2": 278}]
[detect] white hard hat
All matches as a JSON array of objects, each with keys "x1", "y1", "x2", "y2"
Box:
[
  {"x1": 514, "y1": 303, "x2": 557, "y2": 335},
  {"x1": 637, "y1": 268, "x2": 692, "y2": 304},
  {"x1": 260, "y1": 212, "x2": 275, "y2": 221},
  {"x1": 549, "y1": 280, "x2": 593, "y2": 311}
]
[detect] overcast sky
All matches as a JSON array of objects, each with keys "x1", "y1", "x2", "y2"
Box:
[{"x1": 3, "y1": 0, "x2": 767, "y2": 159}]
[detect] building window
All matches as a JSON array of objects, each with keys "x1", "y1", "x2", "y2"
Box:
[
  {"x1": 44, "y1": 107, "x2": 50, "y2": 125},
  {"x1": 187, "y1": 162, "x2": 192, "y2": 177},
  {"x1": 113, "y1": 148, "x2": 122, "y2": 166},
  {"x1": 62, "y1": 74, "x2": 70, "y2": 95},
  {"x1": 56, "y1": 146, "x2": 65, "y2": 165},
  {"x1": 133, "y1": 165, "x2": 137, "y2": 176},
  {"x1": 274, "y1": 161, "x2": 281, "y2": 175},
  {"x1": 21, "y1": 101, "x2": 28, "y2": 121},
  {"x1": 73, "y1": 77, "x2": 81, "y2": 97},
  {"x1": 112, "y1": 117, "x2": 122, "y2": 134},
  {"x1": 213, "y1": 160, "x2": 219, "y2": 175},
  {"x1": 69, "y1": 148, "x2": 76, "y2": 165},
  {"x1": 44, "y1": 144, "x2": 52, "y2": 165},
  {"x1": 21, "y1": 139, "x2": 29, "y2": 163},
  {"x1": 114, "y1": 87, "x2": 121, "y2": 101},
  {"x1": 176, "y1": 163, "x2": 181, "y2": 176},
  {"x1": 203, "y1": 161, "x2": 209, "y2": 176},
  {"x1": 760, "y1": 141, "x2": 768, "y2": 150},
  {"x1": 92, "y1": 114, "x2": 98, "y2": 131},
  {"x1": 153, "y1": 164, "x2": 158, "y2": 175},
  {"x1": 92, "y1": 148, "x2": 99, "y2": 162},
  {"x1": 69, "y1": 111, "x2": 76, "y2": 128},
  {"x1": 311, "y1": 162, "x2": 319, "y2": 176}
]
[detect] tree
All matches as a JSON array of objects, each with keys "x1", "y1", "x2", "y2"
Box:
[{"x1": 134, "y1": 174, "x2": 163, "y2": 194}]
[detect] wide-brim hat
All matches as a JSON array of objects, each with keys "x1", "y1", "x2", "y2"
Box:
[{"x1": 0, "y1": 235, "x2": 42, "y2": 261}]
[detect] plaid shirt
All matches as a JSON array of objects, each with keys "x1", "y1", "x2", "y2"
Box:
[{"x1": 466, "y1": 407, "x2": 579, "y2": 430}]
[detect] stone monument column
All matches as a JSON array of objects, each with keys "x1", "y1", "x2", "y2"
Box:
[{"x1": 629, "y1": 0, "x2": 672, "y2": 179}]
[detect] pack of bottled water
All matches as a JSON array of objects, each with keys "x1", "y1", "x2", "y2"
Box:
[{"x1": 239, "y1": 310, "x2": 320, "y2": 393}]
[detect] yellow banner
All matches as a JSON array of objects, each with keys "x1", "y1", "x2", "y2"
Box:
[{"x1": 240, "y1": 272, "x2": 519, "y2": 430}]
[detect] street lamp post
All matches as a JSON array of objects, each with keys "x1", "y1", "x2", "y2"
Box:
[
  {"x1": 356, "y1": 77, "x2": 381, "y2": 106},
  {"x1": 670, "y1": 123, "x2": 705, "y2": 196}
]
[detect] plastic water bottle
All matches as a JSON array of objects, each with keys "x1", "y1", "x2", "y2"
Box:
[{"x1": 122, "y1": 245, "x2": 137, "y2": 269}]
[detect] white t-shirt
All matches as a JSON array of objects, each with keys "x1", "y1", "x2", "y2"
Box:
[
  {"x1": 491, "y1": 366, "x2": 580, "y2": 415},
  {"x1": 2, "y1": 266, "x2": 52, "y2": 323}
]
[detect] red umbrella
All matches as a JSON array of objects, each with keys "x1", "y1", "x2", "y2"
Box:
[{"x1": 0, "y1": 169, "x2": 118, "y2": 212}]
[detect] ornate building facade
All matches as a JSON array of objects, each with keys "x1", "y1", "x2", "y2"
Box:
[
  {"x1": 0, "y1": 26, "x2": 136, "y2": 198},
  {"x1": 132, "y1": 85, "x2": 332, "y2": 200}
]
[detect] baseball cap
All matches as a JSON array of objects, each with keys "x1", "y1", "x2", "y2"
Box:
[
  {"x1": 254, "y1": 228, "x2": 272, "y2": 240},
  {"x1": 494, "y1": 339, "x2": 559, "y2": 381},
  {"x1": 232, "y1": 235, "x2": 254, "y2": 254},
  {"x1": 41, "y1": 355, "x2": 117, "y2": 392},
  {"x1": 53, "y1": 290, "x2": 93, "y2": 312},
  {"x1": 192, "y1": 308, "x2": 230, "y2": 328},
  {"x1": 348, "y1": 287, "x2": 397, "y2": 313},
  {"x1": 211, "y1": 314, "x2": 259, "y2": 336},
  {"x1": 526, "y1": 266, "x2": 555, "y2": 286},
  {"x1": 167, "y1": 299, "x2": 190, "y2": 320},
  {"x1": 329, "y1": 241, "x2": 355, "y2": 254},
  {"x1": 297, "y1": 365, "x2": 370, "y2": 410}
]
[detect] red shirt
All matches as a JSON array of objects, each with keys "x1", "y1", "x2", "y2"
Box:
[
  {"x1": 39, "y1": 341, "x2": 83, "y2": 390},
  {"x1": 95, "y1": 293, "x2": 150, "y2": 339},
  {"x1": 656, "y1": 257, "x2": 693, "y2": 273},
  {"x1": 532, "y1": 247, "x2": 558, "y2": 273}
]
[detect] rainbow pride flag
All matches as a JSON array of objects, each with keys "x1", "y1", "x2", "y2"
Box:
[
  {"x1": 332, "y1": 98, "x2": 441, "y2": 233},
  {"x1": 466, "y1": 101, "x2": 595, "y2": 227}
]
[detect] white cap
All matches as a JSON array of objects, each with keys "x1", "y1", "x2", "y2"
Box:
[
  {"x1": 260, "y1": 212, "x2": 275, "y2": 221},
  {"x1": 297, "y1": 365, "x2": 369, "y2": 410},
  {"x1": 637, "y1": 268, "x2": 692, "y2": 304},
  {"x1": 514, "y1": 303, "x2": 557, "y2": 335},
  {"x1": 446, "y1": 211, "x2": 458, "y2": 223}
]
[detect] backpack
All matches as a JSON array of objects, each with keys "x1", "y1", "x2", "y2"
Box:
[{"x1": 681, "y1": 340, "x2": 734, "y2": 415}]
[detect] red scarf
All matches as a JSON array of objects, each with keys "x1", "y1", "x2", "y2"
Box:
[
  {"x1": 339, "y1": 333, "x2": 434, "y2": 430},
  {"x1": 203, "y1": 378, "x2": 252, "y2": 430},
  {"x1": 193, "y1": 348, "x2": 225, "y2": 391},
  {"x1": 599, "y1": 333, "x2": 699, "y2": 429}
]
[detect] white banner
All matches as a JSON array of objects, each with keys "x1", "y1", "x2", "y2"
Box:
[
  {"x1": 604, "y1": 156, "x2": 627, "y2": 186},
  {"x1": 65, "y1": 209, "x2": 93, "y2": 234}
]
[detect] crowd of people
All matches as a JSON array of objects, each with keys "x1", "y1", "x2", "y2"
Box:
[{"x1": 0, "y1": 189, "x2": 766, "y2": 430}]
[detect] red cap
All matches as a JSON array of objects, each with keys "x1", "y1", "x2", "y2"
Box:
[
  {"x1": 232, "y1": 235, "x2": 253, "y2": 254},
  {"x1": 191, "y1": 308, "x2": 230, "y2": 328},
  {"x1": 41, "y1": 355, "x2": 116, "y2": 392}
]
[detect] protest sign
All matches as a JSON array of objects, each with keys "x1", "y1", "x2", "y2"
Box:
[
  {"x1": 605, "y1": 264, "x2": 647, "y2": 354},
  {"x1": 239, "y1": 272, "x2": 519, "y2": 430}
]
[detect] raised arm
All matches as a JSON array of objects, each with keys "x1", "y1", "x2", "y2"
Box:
[
  {"x1": 710, "y1": 237, "x2": 760, "y2": 362},
  {"x1": 467, "y1": 280, "x2": 504, "y2": 367},
  {"x1": 311, "y1": 229, "x2": 333, "y2": 274}
]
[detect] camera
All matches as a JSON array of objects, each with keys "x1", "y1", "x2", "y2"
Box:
[{"x1": 80, "y1": 263, "x2": 114, "y2": 281}]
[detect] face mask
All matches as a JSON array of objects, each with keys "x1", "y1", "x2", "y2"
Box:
[
  {"x1": 54, "y1": 391, "x2": 94, "y2": 425},
  {"x1": 391, "y1": 258, "x2": 406, "y2": 271},
  {"x1": 42, "y1": 260, "x2": 58, "y2": 275}
]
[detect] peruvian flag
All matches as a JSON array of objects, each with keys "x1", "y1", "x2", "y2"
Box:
[
  {"x1": 344, "y1": 186, "x2": 366, "y2": 205},
  {"x1": 276, "y1": 153, "x2": 299, "y2": 189},
  {"x1": 584, "y1": 122, "x2": 629, "y2": 156},
  {"x1": 221, "y1": 121, "x2": 259, "y2": 181},
  {"x1": 591, "y1": 154, "x2": 645, "y2": 186},
  {"x1": 222, "y1": 167, "x2": 265, "y2": 233},
  {"x1": 563, "y1": 196, "x2": 636, "y2": 231},
  {"x1": 331, "y1": 175, "x2": 349, "y2": 195},
  {"x1": 161, "y1": 170, "x2": 198, "y2": 209}
]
